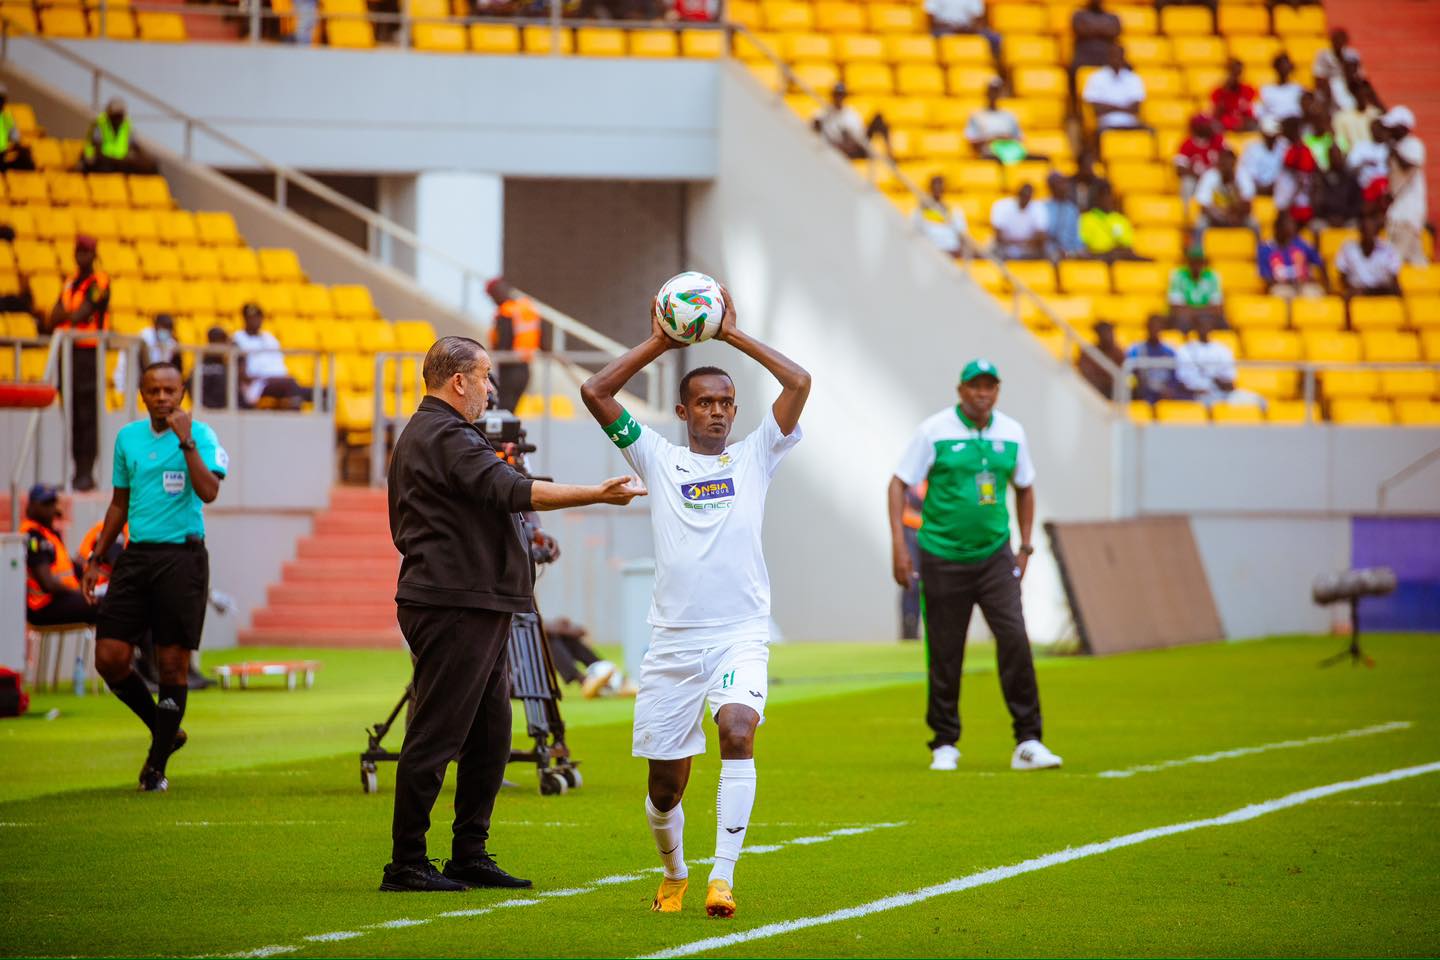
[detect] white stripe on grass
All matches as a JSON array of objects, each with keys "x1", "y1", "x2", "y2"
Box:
[
  {"x1": 641, "y1": 760, "x2": 1440, "y2": 959},
  {"x1": 1096, "y1": 721, "x2": 1413, "y2": 778}
]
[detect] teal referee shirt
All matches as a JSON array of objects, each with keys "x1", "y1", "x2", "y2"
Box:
[{"x1": 111, "y1": 420, "x2": 229, "y2": 543}]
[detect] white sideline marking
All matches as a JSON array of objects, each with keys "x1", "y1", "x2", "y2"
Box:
[
  {"x1": 641, "y1": 760, "x2": 1440, "y2": 959},
  {"x1": 225, "y1": 947, "x2": 298, "y2": 958},
  {"x1": 1096, "y1": 721, "x2": 1413, "y2": 779},
  {"x1": 175, "y1": 820, "x2": 332, "y2": 827},
  {"x1": 302, "y1": 932, "x2": 363, "y2": 943},
  {"x1": 370, "y1": 918, "x2": 428, "y2": 929}
]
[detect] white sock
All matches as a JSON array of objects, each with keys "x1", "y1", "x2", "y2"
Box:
[
  {"x1": 709, "y1": 758, "x2": 757, "y2": 886},
  {"x1": 645, "y1": 795, "x2": 688, "y2": 880}
]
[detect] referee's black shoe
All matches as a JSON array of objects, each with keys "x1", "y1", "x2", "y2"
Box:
[
  {"x1": 137, "y1": 765, "x2": 168, "y2": 793},
  {"x1": 380, "y1": 860, "x2": 469, "y2": 893},
  {"x1": 443, "y1": 853, "x2": 532, "y2": 889}
]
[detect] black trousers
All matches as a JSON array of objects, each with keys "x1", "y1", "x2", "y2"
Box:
[
  {"x1": 546, "y1": 628, "x2": 600, "y2": 685},
  {"x1": 65, "y1": 347, "x2": 99, "y2": 482},
  {"x1": 920, "y1": 543, "x2": 1043, "y2": 749},
  {"x1": 496, "y1": 363, "x2": 530, "y2": 413},
  {"x1": 26, "y1": 588, "x2": 98, "y2": 626},
  {"x1": 391, "y1": 604, "x2": 513, "y2": 866}
]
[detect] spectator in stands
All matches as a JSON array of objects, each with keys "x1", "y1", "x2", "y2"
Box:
[
  {"x1": 989, "y1": 183, "x2": 1050, "y2": 261},
  {"x1": 965, "y1": 78, "x2": 1025, "y2": 163},
  {"x1": 0, "y1": 83, "x2": 35, "y2": 172},
  {"x1": 1168, "y1": 247, "x2": 1224, "y2": 329},
  {"x1": 290, "y1": 0, "x2": 318, "y2": 45},
  {"x1": 913, "y1": 175, "x2": 969, "y2": 257},
  {"x1": 81, "y1": 98, "x2": 157, "y2": 175},
  {"x1": 924, "y1": 0, "x2": 1000, "y2": 62},
  {"x1": 487, "y1": 278, "x2": 544, "y2": 411},
  {"x1": 1194, "y1": 148, "x2": 1257, "y2": 232},
  {"x1": 1078, "y1": 183, "x2": 1140, "y2": 261},
  {"x1": 1312, "y1": 28, "x2": 1362, "y2": 108},
  {"x1": 1176, "y1": 313, "x2": 1255, "y2": 407},
  {"x1": 1333, "y1": 71, "x2": 1383, "y2": 154},
  {"x1": 1276, "y1": 116, "x2": 1318, "y2": 224},
  {"x1": 234, "y1": 303, "x2": 308, "y2": 410},
  {"x1": 1336, "y1": 216, "x2": 1403, "y2": 297},
  {"x1": 113, "y1": 312, "x2": 180, "y2": 394},
  {"x1": 1210, "y1": 60, "x2": 1258, "y2": 133},
  {"x1": 1077, "y1": 320, "x2": 1125, "y2": 398},
  {"x1": 200, "y1": 327, "x2": 232, "y2": 410},
  {"x1": 22, "y1": 484, "x2": 97, "y2": 628},
  {"x1": 43, "y1": 234, "x2": 109, "y2": 492},
  {"x1": 1070, "y1": 0, "x2": 1121, "y2": 77},
  {"x1": 1258, "y1": 212, "x2": 1328, "y2": 298},
  {"x1": 1069, "y1": 154, "x2": 1112, "y2": 211},
  {"x1": 1127, "y1": 315, "x2": 1184, "y2": 403},
  {"x1": 1382, "y1": 105, "x2": 1430, "y2": 265},
  {"x1": 1045, "y1": 173, "x2": 1085, "y2": 259},
  {"x1": 1175, "y1": 114, "x2": 1226, "y2": 204},
  {"x1": 1300, "y1": 98, "x2": 1336, "y2": 165},
  {"x1": 813, "y1": 83, "x2": 889, "y2": 160},
  {"x1": 1241, "y1": 117, "x2": 1288, "y2": 197},
  {"x1": 1313, "y1": 143, "x2": 1363, "y2": 227},
  {"x1": 1258, "y1": 54, "x2": 1305, "y2": 125},
  {"x1": 1082, "y1": 47, "x2": 1147, "y2": 140}
]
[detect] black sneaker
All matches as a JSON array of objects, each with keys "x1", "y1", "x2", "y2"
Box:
[
  {"x1": 380, "y1": 860, "x2": 469, "y2": 893},
  {"x1": 443, "y1": 853, "x2": 532, "y2": 889},
  {"x1": 137, "y1": 765, "x2": 168, "y2": 792}
]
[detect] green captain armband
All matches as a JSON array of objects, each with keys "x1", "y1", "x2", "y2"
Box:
[{"x1": 603, "y1": 409, "x2": 642, "y2": 450}]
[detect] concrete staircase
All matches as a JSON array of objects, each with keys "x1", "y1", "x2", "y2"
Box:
[{"x1": 238, "y1": 487, "x2": 404, "y2": 648}]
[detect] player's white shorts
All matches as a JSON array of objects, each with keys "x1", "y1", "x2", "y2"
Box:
[{"x1": 632, "y1": 627, "x2": 770, "y2": 761}]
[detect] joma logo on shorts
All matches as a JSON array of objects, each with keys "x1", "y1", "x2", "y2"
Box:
[{"x1": 680, "y1": 478, "x2": 734, "y2": 501}]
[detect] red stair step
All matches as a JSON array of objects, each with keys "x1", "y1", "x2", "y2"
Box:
[
  {"x1": 238, "y1": 626, "x2": 403, "y2": 649},
  {"x1": 251, "y1": 603, "x2": 399, "y2": 630},
  {"x1": 296, "y1": 536, "x2": 398, "y2": 560}
]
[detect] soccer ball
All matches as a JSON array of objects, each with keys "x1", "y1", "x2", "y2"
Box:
[{"x1": 654, "y1": 272, "x2": 725, "y2": 344}]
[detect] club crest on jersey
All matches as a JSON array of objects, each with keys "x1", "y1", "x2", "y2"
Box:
[{"x1": 680, "y1": 477, "x2": 735, "y2": 501}]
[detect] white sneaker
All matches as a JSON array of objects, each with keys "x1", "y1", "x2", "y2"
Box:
[
  {"x1": 581, "y1": 661, "x2": 617, "y2": 699},
  {"x1": 929, "y1": 745, "x2": 960, "y2": 771},
  {"x1": 1011, "y1": 739, "x2": 1063, "y2": 770}
]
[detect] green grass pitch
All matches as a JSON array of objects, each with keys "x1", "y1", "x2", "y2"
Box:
[{"x1": 3, "y1": 634, "x2": 1438, "y2": 958}]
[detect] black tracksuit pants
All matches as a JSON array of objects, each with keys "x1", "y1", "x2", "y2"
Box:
[
  {"x1": 390, "y1": 604, "x2": 513, "y2": 866},
  {"x1": 66, "y1": 347, "x2": 99, "y2": 483},
  {"x1": 920, "y1": 543, "x2": 1043, "y2": 749}
]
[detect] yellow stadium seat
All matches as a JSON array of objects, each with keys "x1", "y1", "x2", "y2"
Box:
[
  {"x1": 1265, "y1": 400, "x2": 1318, "y2": 424},
  {"x1": 1012, "y1": 66, "x2": 1066, "y2": 100},
  {"x1": 136, "y1": 243, "x2": 181, "y2": 278},
  {"x1": 1348, "y1": 296, "x2": 1405, "y2": 330},
  {"x1": 391, "y1": 319, "x2": 437, "y2": 352},
  {"x1": 947, "y1": 65, "x2": 995, "y2": 97},
  {"x1": 735, "y1": 32, "x2": 780, "y2": 65},
  {"x1": 1204, "y1": 227, "x2": 1257, "y2": 262},
  {"x1": 1003, "y1": 159, "x2": 1050, "y2": 192},
  {"x1": 835, "y1": 33, "x2": 884, "y2": 62},
  {"x1": 1172, "y1": 36, "x2": 1227, "y2": 66},
  {"x1": 1047, "y1": 295, "x2": 1096, "y2": 329},
  {"x1": 1114, "y1": 6, "x2": 1156, "y2": 35},
  {"x1": 173, "y1": 283, "x2": 217, "y2": 316},
  {"x1": 13, "y1": 240, "x2": 57, "y2": 275},
  {"x1": 990, "y1": 3, "x2": 1046, "y2": 34},
  {"x1": 99, "y1": 244, "x2": 139, "y2": 277},
  {"x1": 1100, "y1": 129, "x2": 1155, "y2": 163},
  {"x1": 1113, "y1": 261, "x2": 1171, "y2": 296},
  {"x1": 256, "y1": 283, "x2": 300, "y2": 315},
  {"x1": 1159, "y1": 6, "x2": 1211, "y2": 35},
  {"x1": 258, "y1": 248, "x2": 304, "y2": 283},
  {"x1": 136, "y1": 11, "x2": 186, "y2": 40},
  {"x1": 882, "y1": 97, "x2": 931, "y2": 126},
  {"x1": 761, "y1": 0, "x2": 812, "y2": 32},
  {"x1": 814, "y1": 2, "x2": 864, "y2": 33},
  {"x1": 1418, "y1": 329, "x2": 1440, "y2": 362},
  {"x1": 1059, "y1": 261, "x2": 1112, "y2": 296},
  {"x1": 1093, "y1": 294, "x2": 1159, "y2": 327},
  {"x1": 944, "y1": 159, "x2": 1000, "y2": 192},
  {"x1": 1394, "y1": 401, "x2": 1440, "y2": 426},
  {"x1": 1362, "y1": 330, "x2": 1421, "y2": 363},
  {"x1": 727, "y1": 0, "x2": 759, "y2": 29},
  {"x1": 938, "y1": 35, "x2": 990, "y2": 65},
  {"x1": 412, "y1": 22, "x2": 467, "y2": 52},
  {"x1": 178, "y1": 245, "x2": 221, "y2": 280},
  {"x1": 196, "y1": 211, "x2": 242, "y2": 246},
  {"x1": 1242, "y1": 329, "x2": 1300, "y2": 362},
  {"x1": 332, "y1": 284, "x2": 376, "y2": 319},
  {"x1": 28, "y1": 139, "x2": 63, "y2": 171},
  {"x1": 119, "y1": 210, "x2": 160, "y2": 245},
  {"x1": 789, "y1": 61, "x2": 837, "y2": 91},
  {"x1": 576, "y1": 27, "x2": 625, "y2": 57},
  {"x1": 1304, "y1": 330, "x2": 1360, "y2": 363},
  {"x1": 320, "y1": 326, "x2": 360, "y2": 354},
  {"x1": 1210, "y1": 403, "x2": 1263, "y2": 424},
  {"x1": 6, "y1": 171, "x2": 48, "y2": 205},
  {"x1": 1321, "y1": 368, "x2": 1379, "y2": 400},
  {"x1": 844, "y1": 62, "x2": 893, "y2": 95},
  {"x1": 917, "y1": 129, "x2": 964, "y2": 158},
  {"x1": 1212, "y1": 261, "x2": 1264, "y2": 295},
  {"x1": 2, "y1": 7, "x2": 38, "y2": 33},
  {"x1": 521, "y1": 25, "x2": 572, "y2": 54},
  {"x1": 45, "y1": 173, "x2": 87, "y2": 207},
  {"x1": 1128, "y1": 400, "x2": 1153, "y2": 422},
  {"x1": 159, "y1": 211, "x2": 199, "y2": 245},
  {"x1": 966, "y1": 258, "x2": 1007, "y2": 294},
  {"x1": 1217, "y1": 6, "x2": 1269, "y2": 36},
  {"x1": 54, "y1": 240, "x2": 78, "y2": 276},
  {"x1": 1290, "y1": 296, "x2": 1346, "y2": 331},
  {"x1": 407, "y1": 0, "x2": 449, "y2": 19},
  {"x1": 1315, "y1": 227, "x2": 1358, "y2": 263},
  {"x1": 1125, "y1": 194, "x2": 1183, "y2": 228},
  {"x1": 124, "y1": 175, "x2": 170, "y2": 208},
  {"x1": 1273, "y1": 5, "x2": 1325, "y2": 36},
  {"x1": 1329, "y1": 399, "x2": 1392, "y2": 426},
  {"x1": 867, "y1": 3, "x2": 920, "y2": 33},
  {"x1": 1129, "y1": 227, "x2": 1180, "y2": 262},
  {"x1": 218, "y1": 248, "x2": 259, "y2": 282},
  {"x1": 1154, "y1": 400, "x2": 1209, "y2": 424},
  {"x1": 885, "y1": 35, "x2": 937, "y2": 63},
  {"x1": 785, "y1": 33, "x2": 832, "y2": 60},
  {"x1": 1135, "y1": 67, "x2": 1183, "y2": 99},
  {"x1": 1141, "y1": 98, "x2": 1192, "y2": 131},
  {"x1": 680, "y1": 30, "x2": 725, "y2": 58},
  {"x1": 1381, "y1": 369, "x2": 1439, "y2": 399},
  {"x1": 1005, "y1": 35, "x2": 1057, "y2": 66},
  {"x1": 468, "y1": 24, "x2": 519, "y2": 53},
  {"x1": 1005, "y1": 260, "x2": 1056, "y2": 295},
  {"x1": 1231, "y1": 35, "x2": 1282, "y2": 71},
  {"x1": 1183, "y1": 64, "x2": 1228, "y2": 99},
  {"x1": 215, "y1": 282, "x2": 260, "y2": 317},
  {"x1": 1235, "y1": 368, "x2": 1299, "y2": 399},
  {"x1": 356, "y1": 320, "x2": 398, "y2": 353},
  {"x1": 897, "y1": 64, "x2": 946, "y2": 97},
  {"x1": 1122, "y1": 36, "x2": 1173, "y2": 68},
  {"x1": 136, "y1": 283, "x2": 177, "y2": 316},
  {"x1": 33, "y1": 207, "x2": 78, "y2": 241},
  {"x1": 1399, "y1": 264, "x2": 1440, "y2": 296},
  {"x1": 1406, "y1": 295, "x2": 1440, "y2": 329},
  {"x1": 1226, "y1": 293, "x2": 1286, "y2": 329},
  {"x1": 40, "y1": 7, "x2": 87, "y2": 37}
]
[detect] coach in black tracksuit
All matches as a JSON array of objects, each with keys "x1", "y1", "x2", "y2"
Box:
[{"x1": 381, "y1": 335, "x2": 644, "y2": 894}]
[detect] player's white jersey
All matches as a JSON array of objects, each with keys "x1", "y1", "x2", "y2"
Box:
[{"x1": 605, "y1": 407, "x2": 801, "y2": 633}]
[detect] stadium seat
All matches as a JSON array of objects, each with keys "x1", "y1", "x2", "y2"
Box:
[
  {"x1": 786, "y1": 33, "x2": 833, "y2": 60},
  {"x1": 1012, "y1": 67, "x2": 1066, "y2": 100},
  {"x1": 1266, "y1": 400, "x2": 1319, "y2": 424},
  {"x1": 835, "y1": 33, "x2": 884, "y2": 62},
  {"x1": 1099, "y1": 129, "x2": 1155, "y2": 163},
  {"x1": 966, "y1": 259, "x2": 1007, "y2": 294},
  {"x1": 1329, "y1": 399, "x2": 1392, "y2": 426},
  {"x1": 1125, "y1": 195, "x2": 1183, "y2": 228},
  {"x1": 1154, "y1": 400, "x2": 1209, "y2": 424},
  {"x1": 1204, "y1": 228, "x2": 1258, "y2": 262},
  {"x1": 1005, "y1": 35, "x2": 1058, "y2": 67},
  {"x1": 1093, "y1": 294, "x2": 1159, "y2": 328},
  {"x1": 1135, "y1": 68, "x2": 1183, "y2": 99},
  {"x1": 1005, "y1": 260, "x2": 1056, "y2": 295},
  {"x1": 1211, "y1": 261, "x2": 1263, "y2": 295},
  {"x1": 137, "y1": 11, "x2": 187, "y2": 40},
  {"x1": 1243, "y1": 329, "x2": 1301, "y2": 362},
  {"x1": 332, "y1": 284, "x2": 377, "y2": 319},
  {"x1": 1399, "y1": 264, "x2": 1440, "y2": 296},
  {"x1": 258, "y1": 248, "x2": 304, "y2": 283},
  {"x1": 1349, "y1": 297, "x2": 1406, "y2": 330},
  {"x1": 393, "y1": 319, "x2": 439, "y2": 352},
  {"x1": 866, "y1": 3, "x2": 921, "y2": 33},
  {"x1": 1113, "y1": 6, "x2": 1156, "y2": 35},
  {"x1": 793, "y1": 62, "x2": 841, "y2": 92},
  {"x1": 127, "y1": 175, "x2": 173, "y2": 208},
  {"x1": 179, "y1": 246, "x2": 221, "y2": 281},
  {"x1": 469, "y1": 24, "x2": 519, "y2": 53},
  {"x1": 1394, "y1": 400, "x2": 1440, "y2": 426},
  {"x1": 1112, "y1": 261, "x2": 1170, "y2": 297},
  {"x1": 1128, "y1": 400, "x2": 1153, "y2": 422},
  {"x1": 947, "y1": 65, "x2": 993, "y2": 97},
  {"x1": 413, "y1": 22, "x2": 468, "y2": 53},
  {"x1": 40, "y1": 7, "x2": 87, "y2": 37},
  {"x1": 1210, "y1": 403, "x2": 1264, "y2": 425},
  {"x1": 761, "y1": 0, "x2": 812, "y2": 32},
  {"x1": 938, "y1": 35, "x2": 990, "y2": 65},
  {"x1": 1406, "y1": 296, "x2": 1440, "y2": 329},
  {"x1": 1122, "y1": 36, "x2": 1173, "y2": 68},
  {"x1": 1059, "y1": 261, "x2": 1112, "y2": 295},
  {"x1": 1172, "y1": 36, "x2": 1227, "y2": 66},
  {"x1": 989, "y1": 3, "x2": 1046, "y2": 33},
  {"x1": 1159, "y1": 5, "x2": 1212, "y2": 35},
  {"x1": 844, "y1": 63, "x2": 894, "y2": 95},
  {"x1": 897, "y1": 64, "x2": 946, "y2": 97},
  {"x1": 1235, "y1": 368, "x2": 1299, "y2": 400},
  {"x1": 1226, "y1": 294, "x2": 1287, "y2": 329},
  {"x1": 576, "y1": 27, "x2": 626, "y2": 57},
  {"x1": 680, "y1": 30, "x2": 725, "y2": 58},
  {"x1": 1289, "y1": 296, "x2": 1346, "y2": 330},
  {"x1": 885, "y1": 35, "x2": 937, "y2": 63},
  {"x1": 1132, "y1": 227, "x2": 1181, "y2": 262},
  {"x1": 1141, "y1": 98, "x2": 1193, "y2": 131},
  {"x1": 814, "y1": 2, "x2": 863, "y2": 33},
  {"x1": 522, "y1": 25, "x2": 573, "y2": 54},
  {"x1": 1273, "y1": 5, "x2": 1326, "y2": 36}
]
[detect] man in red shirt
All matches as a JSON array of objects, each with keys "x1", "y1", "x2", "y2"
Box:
[
  {"x1": 1210, "y1": 59, "x2": 1258, "y2": 133},
  {"x1": 1175, "y1": 115, "x2": 1225, "y2": 205}
]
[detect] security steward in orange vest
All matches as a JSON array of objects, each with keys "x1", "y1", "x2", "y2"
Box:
[
  {"x1": 43, "y1": 234, "x2": 111, "y2": 491},
  {"x1": 486, "y1": 277, "x2": 544, "y2": 412},
  {"x1": 900, "y1": 481, "x2": 927, "y2": 640},
  {"x1": 78, "y1": 519, "x2": 128, "y2": 588},
  {"x1": 21, "y1": 484, "x2": 98, "y2": 626}
]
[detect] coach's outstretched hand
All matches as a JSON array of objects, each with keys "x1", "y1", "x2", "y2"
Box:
[
  {"x1": 596, "y1": 475, "x2": 648, "y2": 505},
  {"x1": 530, "y1": 476, "x2": 647, "y2": 511}
]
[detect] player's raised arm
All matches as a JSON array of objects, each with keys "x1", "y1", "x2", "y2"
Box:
[
  {"x1": 715, "y1": 287, "x2": 811, "y2": 436},
  {"x1": 580, "y1": 307, "x2": 682, "y2": 427}
]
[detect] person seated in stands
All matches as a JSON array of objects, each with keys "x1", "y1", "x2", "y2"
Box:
[
  {"x1": 21, "y1": 484, "x2": 97, "y2": 628},
  {"x1": 913, "y1": 175, "x2": 969, "y2": 257},
  {"x1": 1078, "y1": 183, "x2": 1141, "y2": 262},
  {"x1": 1068, "y1": 154, "x2": 1112, "y2": 211},
  {"x1": 1045, "y1": 173, "x2": 1085, "y2": 259},
  {"x1": 1176, "y1": 313, "x2": 1256, "y2": 407},
  {"x1": 1313, "y1": 143, "x2": 1364, "y2": 227},
  {"x1": 1126, "y1": 315, "x2": 1185, "y2": 403},
  {"x1": 1333, "y1": 70, "x2": 1383, "y2": 155},
  {"x1": 1258, "y1": 54, "x2": 1305, "y2": 125},
  {"x1": 233, "y1": 303, "x2": 309, "y2": 410},
  {"x1": 1276, "y1": 116, "x2": 1319, "y2": 225},
  {"x1": 1070, "y1": 0, "x2": 1121, "y2": 78},
  {"x1": 0, "y1": 83, "x2": 35, "y2": 172},
  {"x1": 924, "y1": 0, "x2": 1000, "y2": 62},
  {"x1": 1210, "y1": 60, "x2": 1258, "y2": 134},
  {"x1": 1077, "y1": 320, "x2": 1125, "y2": 398},
  {"x1": 1346, "y1": 122, "x2": 1391, "y2": 213},
  {"x1": 1336, "y1": 216, "x2": 1403, "y2": 297},
  {"x1": 812, "y1": 83, "x2": 889, "y2": 160},
  {"x1": 81, "y1": 98, "x2": 157, "y2": 175},
  {"x1": 1258, "y1": 212, "x2": 1328, "y2": 298},
  {"x1": 1381, "y1": 105, "x2": 1430, "y2": 265},
  {"x1": 965, "y1": 78, "x2": 1025, "y2": 162},
  {"x1": 1312, "y1": 28, "x2": 1362, "y2": 109},
  {"x1": 989, "y1": 183, "x2": 1050, "y2": 261},
  {"x1": 113, "y1": 312, "x2": 180, "y2": 394},
  {"x1": 1195, "y1": 148, "x2": 1257, "y2": 232},
  {"x1": 1175, "y1": 114, "x2": 1226, "y2": 203},
  {"x1": 1083, "y1": 47, "x2": 1147, "y2": 138},
  {"x1": 1300, "y1": 96, "x2": 1336, "y2": 163},
  {"x1": 200, "y1": 326, "x2": 232, "y2": 410},
  {"x1": 1240, "y1": 117, "x2": 1287, "y2": 197},
  {"x1": 1168, "y1": 247, "x2": 1224, "y2": 329}
]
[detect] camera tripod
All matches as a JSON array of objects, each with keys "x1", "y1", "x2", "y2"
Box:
[{"x1": 1319, "y1": 598, "x2": 1376, "y2": 668}]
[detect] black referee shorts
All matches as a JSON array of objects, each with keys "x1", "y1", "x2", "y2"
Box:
[{"x1": 97, "y1": 541, "x2": 210, "y2": 650}]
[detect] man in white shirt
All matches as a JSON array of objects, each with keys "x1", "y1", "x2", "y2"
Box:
[
  {"x1": 1383, "y1": 106, "x2": 1429, "y2": 265},
  {"x1": 924, "y1": 0, "x2": 1000, "y2": 60},
  {"x1": 580, "y1": 287, "x2": 810, "y2": 920},
  {"x1": 1337, "y1": 216, "x2": 1403, "y2": 296},
  {"x1": 811, "y1": 82, "x2": 887, "y2": 160},
  {"x1": 1259, "y1": 54, "x2": 1305, "y2": 124},
  {"x1": 1348, "y1": 118, "x2": 1391, "y2": 203},
  {"x1": 965, "y1": 77, "x2": 1023, "y2": 159},
  {"x1": 914, "y1": 174, "x2": 969, "y2": 256},
  {"x1": 113, "y1": 312, "x2": 180, "y2": 393},
  {"x1": 1176, "y1": 314, "x2": 1258, "y2": 406},
  {"x1": 232, "y1": 303, "x2": 308, "y2": 409},
  {"x1": 990, "y1": 183, "x2": 1050, "y2": 260},
  {"x1": 1082, "y1": 46, "x2": 1146, "y2": 133},
  {"x1": 1240, "y1": 117, "x2": 1288, "y2": 196},
  {"x1": 1194, "y1": 148, "x2": 1257, "y2": 230}
]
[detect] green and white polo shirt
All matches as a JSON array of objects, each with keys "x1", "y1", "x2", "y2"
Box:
[{"x1": 895, "y1": 406, "x2": 1035, "y2": 564}]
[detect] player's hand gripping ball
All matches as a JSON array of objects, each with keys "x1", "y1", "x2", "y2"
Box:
[{"x1": 654, "y1": 272, "x2": 726, "y2": 344}]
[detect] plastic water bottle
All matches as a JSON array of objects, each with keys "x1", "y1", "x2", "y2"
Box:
[{"x1": 72, "y1": 655, "x2": 86, "y2": 697}]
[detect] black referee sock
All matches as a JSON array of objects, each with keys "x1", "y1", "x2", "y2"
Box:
[
  {"x1": 108, "y1": 671, "x2": 157, "y2": 736},
  {"x1": 149, "y1": 684, "x2": 188, "y2": 773}
]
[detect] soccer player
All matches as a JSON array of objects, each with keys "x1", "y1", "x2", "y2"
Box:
[
  {"x1": 580, "y1": 288, "x2": 810, "y2": 919},
  {"x1": 83, "y1": 363, "x2": 228, "y2": 792}
]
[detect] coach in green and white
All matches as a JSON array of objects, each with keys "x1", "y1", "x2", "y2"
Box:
[{"x1": 888, "y1": 359, "x2": 1062, "y2": 772}]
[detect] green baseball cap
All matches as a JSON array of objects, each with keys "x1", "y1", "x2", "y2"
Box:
[{"x1": 960, "y1": 358, "x2": 1001, "y2": 384}]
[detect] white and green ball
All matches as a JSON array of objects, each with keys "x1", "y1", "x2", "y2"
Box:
[{"x1": 654, "y1": 272, "x2": 725, "y2": 344}]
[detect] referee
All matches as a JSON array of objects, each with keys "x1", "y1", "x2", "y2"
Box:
[
  {"x1": 82, "y1": 362, "x2": 228, "y2": 792},
  {"x1": 381, "y1": 336, "x2": 645, "y2": 894},
  {"x1": 888, "y1": 359, "x2": 1063, "y2": 773}
]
